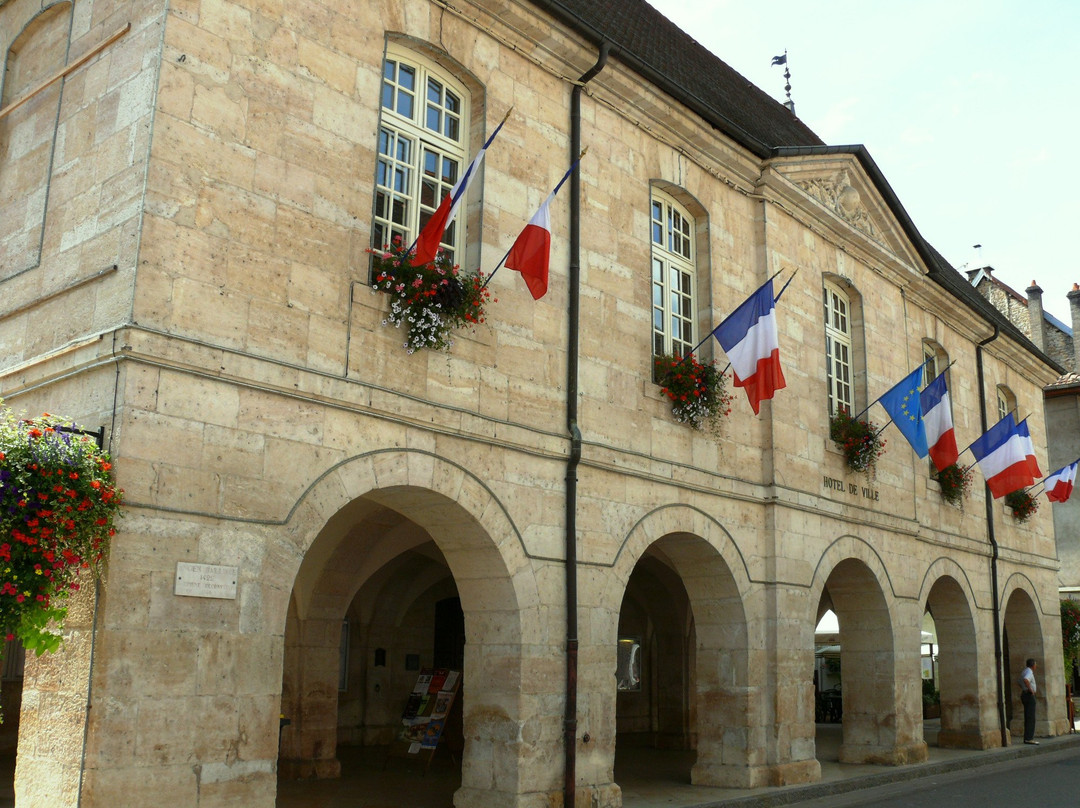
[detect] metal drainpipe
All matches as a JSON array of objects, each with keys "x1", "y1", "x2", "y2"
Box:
[
  {"x1": 565, "y1": 41, "x2": 609, "y2": 808},
  {"x1": 976, "y1": 324, "x2": 1008, "y2": 747}
]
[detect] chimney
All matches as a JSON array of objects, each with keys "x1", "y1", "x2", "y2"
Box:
[
  {"x1": 1026, "y1": 280, "x2": 1045, "y2": 351},
  {"x1": 1069, "y1": 283, "x2": 1080, "y2": 373}
]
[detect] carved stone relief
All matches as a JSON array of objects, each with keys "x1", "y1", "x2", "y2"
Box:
[{"x1": 797, "y1": 171, "x2": 883, "y2": 245}]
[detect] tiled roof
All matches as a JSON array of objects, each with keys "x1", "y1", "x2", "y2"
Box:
[
  {"x1": 537, "y1": 0, "x2": 824, "y2": 153},
  {"x1": 1047, "y1": 372, "x2": 1080, "y2": 390}
]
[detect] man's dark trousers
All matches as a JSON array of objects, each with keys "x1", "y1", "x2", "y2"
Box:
[{"x1": 1022, "y1": 690, "x2": 1036, "y2": 741}]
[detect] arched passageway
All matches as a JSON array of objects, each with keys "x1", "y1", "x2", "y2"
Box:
[
  {"x1": 1003, "y1": 587, "x2": 1046, "y2": 741},
  {"x1": 275, "y1": 471, "x2": 542, "y2": 808},
  {"x1": 614, "y1": 531, "x2": 752, "y2": 790},
  {"x1": 812, "y1": 555, "x2": 924, "y2": 765},
  {"x1": 922, "y1": 573, "x2": 987, "y2": 748}
]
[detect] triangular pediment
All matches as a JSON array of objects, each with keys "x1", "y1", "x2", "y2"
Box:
[{"x1": 768, "y1": 155, "x2": 927, "y2": 273}]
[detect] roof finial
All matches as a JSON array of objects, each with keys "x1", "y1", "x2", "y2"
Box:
[{"x1": 771, "y1": 50, "x2": 794, "y2": 114}]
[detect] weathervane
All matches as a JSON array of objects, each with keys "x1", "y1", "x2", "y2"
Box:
[{"x1": 771, "y1": 50, "x2": 795, "y2": 114}]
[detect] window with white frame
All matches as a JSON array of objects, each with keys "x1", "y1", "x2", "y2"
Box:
[
  {"x1": 824, "y1": 281, "x2": 853, "y2": 416},
  {"x1": 374, "y1": 47, "x2": 469, "y2": 262},
  {"x1": 923, "y1": 343, "x2": 938, "y2": 386},
  {"x1": 997, "y1": 385, "x2": 1016, "y2": 423},
  {"x1": 923, "y1": 339, "x2": 950, "y2": 474},
  {"x1": 923, "y1": 339, "x2": 951, "y2": 387},
  {"x1": 651, "y1": 190, "x2": 696, "y2": 358}
]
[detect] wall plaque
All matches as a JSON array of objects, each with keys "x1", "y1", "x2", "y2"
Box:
[{"x1": 174, "y1": 562, "x2": 238, "y2": 599}]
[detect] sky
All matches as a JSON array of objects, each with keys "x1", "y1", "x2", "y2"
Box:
[{"x1": 646, "y1": 0, "x2": 1079, "y2": 325}]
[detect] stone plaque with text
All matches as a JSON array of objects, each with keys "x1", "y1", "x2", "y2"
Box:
[{"x1": 174, "y1": 562, "x2": 238, "y2": 599}]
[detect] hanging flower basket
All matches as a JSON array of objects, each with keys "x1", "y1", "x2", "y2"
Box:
[
  {"x1": 1005, "y1": 489, "x2": 1038, "y2": 523},
  {"x1": 369, "y1": 238, "x2": 493, "y2": 354},
  {"x1": 934, "y1": 462, "x2": 973, "y2": 506},
  {"x1": 653, "y1": 353, "x2": 733, "y2": 432},
  {"x1": 0, "y1": 402, "x2": 122, "y2": 675},
  {"x1": 829, "y1": 408, "x2": 886, "y2": 475}
]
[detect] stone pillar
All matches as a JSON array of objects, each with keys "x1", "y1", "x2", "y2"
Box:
[
  {"x1": 1026, "y1": 281, "x2": 1045, "y2": 351},
  {"x1": 278, "y1": 617, "x2": 342, "y2": 779},
  {"x1": 1069, "y1": 283, "x2": 1080, "y2": 373},
  {"x1": 14, "y1": 601, "x2": 95, "y2": 806}
]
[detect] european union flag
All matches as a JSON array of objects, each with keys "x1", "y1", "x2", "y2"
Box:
[{"x1": 878, "y1": 366, "x2": 928, "y2": 457}]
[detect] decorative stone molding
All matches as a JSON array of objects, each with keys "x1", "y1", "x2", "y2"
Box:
[{"x1": 797, "y1": 171, "x2": 884, "y2": 245}]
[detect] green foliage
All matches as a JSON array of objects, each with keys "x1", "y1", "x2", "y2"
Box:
[
  {"x1": 922, "y1": 677, "x2": 940, "y2": 705},
  {"x1": 1061, "y1": 599, "x2": 1080, "y2": 680}
]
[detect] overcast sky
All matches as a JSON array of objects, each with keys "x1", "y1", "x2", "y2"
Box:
[{"x1": 646, "y1": 0, "x2": 1079, "y2": 325}]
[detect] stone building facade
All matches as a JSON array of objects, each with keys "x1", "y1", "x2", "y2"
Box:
[{"x1": 0, "y1": 0, "x2": 1070, "y2": 806}]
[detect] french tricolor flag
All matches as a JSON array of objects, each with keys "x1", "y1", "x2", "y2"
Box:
[
  {"x1": 1045, "y1": 460, "x2": 1078, "y2": 503},
  {"x1": 711, "y1": 278, "x2": 786, "y2": 415},
  {"x1": 919, "y1": 373, "x2": 958, "y2": 472},
  {"x1": 505, "y1": 191, "x2": 553, "y2": 300},
  {"x1": 1016, "y1": 418, "x2": 1042, "y2": 479},
  {"x1": 410, "y1": 113, "x2": 508, "y2": 267},
  {"x1": 969, "y1": 413, "x2": 1035, "y2": 499}
]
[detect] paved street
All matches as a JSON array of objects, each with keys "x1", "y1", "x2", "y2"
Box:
[{"x1": 786, "y1": 745, "x2": 1080, "y2": 808}]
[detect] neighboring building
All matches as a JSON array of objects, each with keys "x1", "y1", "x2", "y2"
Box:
[
  {"x1": 966, "y1": 270, "x2": 1080, "y2": 598},
  {"x1": 0, "y1": 1, "x2": 1070, "y2": 806},
  {"x1": 966, "y1": 267, "x2": 1075, "y2": 373}
]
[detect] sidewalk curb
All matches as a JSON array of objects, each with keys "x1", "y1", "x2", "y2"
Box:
[{"x1": 696, "y1": 733, "x2": 1080, "y2": 807}]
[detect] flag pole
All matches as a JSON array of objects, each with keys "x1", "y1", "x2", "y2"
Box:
[
  {"x1": 676, "y1": 268, "x2": 785, "y2": 366},
  {"x1": 1023, "y1": 480, "x2": 1047, "y2": 497},
  {"x1": 481, "y1": 147, "x2": 587, "y2": 290},
  {"x1": 677, "y1": 268, "x2": 790, "y2": 378},
  {"x1": 774, "y1": 267, "x2": 800, "y2": 302},
  {"x1": 872, "y1": 416, "x2": 895, "y2": 440},
  {"x1": 851, "y1": 358, "x2": 929, "y2": 424},
  {"x1": 406, "y1": 106, "x2": 514, "y2": 260}
]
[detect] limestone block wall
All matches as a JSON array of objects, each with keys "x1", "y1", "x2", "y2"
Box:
[
  {"x1": 0, "y1": 0, "x2": 163, "y2": 368},
  {"x1": 0, "y1": 0, "x2": 1071, "y2": 805}
]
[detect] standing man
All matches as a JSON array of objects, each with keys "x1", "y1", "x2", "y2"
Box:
[{"x1": 1020, "y1": 658, "x2": 1038, "y2": 744}]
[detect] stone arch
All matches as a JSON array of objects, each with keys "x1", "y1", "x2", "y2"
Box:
[
  {"x1": 612, "y1": 504, "x2": 752, "y2": 591},
  {"x1": 271, "y1": 449, "x2": 544, "y2": 807},
  {"x1": 1001, "y1": 578, "x2": 1047, "y2": 740},
  {"x1": 809, "y1": 536, "x2": 924, "y2": 765},
  {"x1": 917, "y1": 558, "x2": 994, "y2": 748},
  {"x1": 611, "y1": 505, "x2": 758, "y2": 787}
]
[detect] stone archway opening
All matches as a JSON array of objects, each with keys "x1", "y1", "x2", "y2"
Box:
[
  {"x1": 613, "y1": 532, "x2": 751, "y2": 791},
  {"x1": 923, "y1": 575, "x2": 983, "y2": 749},
  {"x1": 275, "y1": 483, "x2": 527, "y2": 808},
  {"x1": 1003, "y1": 588, "x2": 1045, "y2": 741},
  {"x1": 813, "y1": 558, "x2": 900, "y2": 765}
]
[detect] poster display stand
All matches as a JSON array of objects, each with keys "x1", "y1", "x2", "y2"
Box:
[{"x1": 384, "y1": 668, "x2": 461, "y2": 773}]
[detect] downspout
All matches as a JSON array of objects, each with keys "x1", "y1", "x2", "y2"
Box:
[
  {"x1": 565, "y1": 41, "x2": 609, "y2": 808},
  {"x1": 976, "y1": 324, "x2": 1008, "y2": 746}
]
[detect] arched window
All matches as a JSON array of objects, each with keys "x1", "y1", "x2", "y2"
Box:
[
  {"x1": 0, "y1": 3, "x2": 71, "y2": 278},
  {"x1": 651, "y1": 189, "x2": 696, "y2": 358},
  {"x1": 922, "y1": 339, "x2": 952, "y2": 474},
  {"x1": 374, "y1": 45, "x2": 469, "y2": 262},
  {"x1": 923, "y1": 340, "x2": 949, "y2": 387},
  {"x1": 997, "y1": 385, "x2": 1017, "y2": 423},
  {"x1": 824, "y1": 280, "x2": 853, "y2": 415}
]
